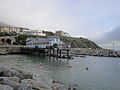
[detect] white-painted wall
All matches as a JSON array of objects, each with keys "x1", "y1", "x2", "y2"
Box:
[
  {"x1": 20, "y1": 30, "x2": 46, "y2": 36},
  {"x1": 26, "y1": 37, "x2": 61, "y2": 48}
]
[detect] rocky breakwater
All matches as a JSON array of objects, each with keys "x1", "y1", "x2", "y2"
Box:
[
  {"x1": 0, "y1": 67, "x2": 75, "y2": 90},
  {"x1": 71, "y1": 48, "x2": 120, "y2": 57}
]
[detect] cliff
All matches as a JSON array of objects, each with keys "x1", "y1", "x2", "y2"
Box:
[{"x1": 60, "y1": 36, "x2": 101, "y2": 49}]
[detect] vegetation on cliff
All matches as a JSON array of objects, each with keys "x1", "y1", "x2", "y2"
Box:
[
  {"x1": 15, "y1": 35, "x2": 47, "y2": 45},
  {"x1": 60, "y1": 36, "x2": 101, "y2": 49},
  {"x1": 42, "y1": 30, "x2": 55, "y2": 36}
]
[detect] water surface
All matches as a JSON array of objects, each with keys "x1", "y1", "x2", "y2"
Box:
[{"x1": 0, "y1": 55, "x2": 120, "y2": 90}]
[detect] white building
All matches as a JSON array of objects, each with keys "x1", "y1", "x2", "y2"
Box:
[
  {"x1": 0, "y1": 26, "x2": 21, "y2": 33},
  {"x1": 26, "y1": 36, "x2": 64, "y2": 48},
  {"x1": 20, "y1": 29, "x2": 46, "y2": 36}
]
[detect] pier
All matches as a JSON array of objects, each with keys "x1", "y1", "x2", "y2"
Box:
[
  {"x1": 0, "y1": 45, "x2": 72, "y2": 59},
  {"x1": 1, "y1": 45, "x2": 120, "y2": 58},
  {"x1": 21, "y1": 47, "x2": 72, "y2": 59}
]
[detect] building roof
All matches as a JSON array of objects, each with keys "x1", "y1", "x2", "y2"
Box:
[
  {"x1": 47, "y1": 36, "x2": 60, "y2": 38},
  {"x1": 27, "y1": 39, "x2": 50, "y2": 44}
]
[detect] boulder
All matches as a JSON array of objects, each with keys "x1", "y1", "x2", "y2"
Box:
[
  {"x1": 33, "y1": 76, "x2": 53, "y2": 87},
  {"x1": 0, "y1": 85, "x2": 13, "y2": 90},
  {"x1": 21, "y1": 79, "x2": 52, "y2": 90},
  {"x1": 0, "y1": 77, "x2": 20, "y2": 83},
  {"x1": 51, "y1": 83, "x2": 69, "y2": 90},
  {"x1": 0, "y1": 77, "x2": 32, "y2": 90},
  {"x1": 0, "y1": 67, "x2": 75, "y2": 90},
  {"x1": 20, "y1": 71, "x2": 33, "y2": 79},
  {"x1": 11, "y1": 68, "x2": 33, "y2": 79},
  {"x1": 3, "y1": 69, "x2": 24, "y2": 79},
  {"x1": 0, "y1": 67, "x2": 7, "y2": 76},
  {"x1": 3, "y1": 68, "x2": 33, "y2": 80}
]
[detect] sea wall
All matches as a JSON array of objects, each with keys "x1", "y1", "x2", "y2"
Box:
[
  {"x1": 70, "y1": 48, "x2": 120, "y2": 57},
  {"x1": 0, "y1": 45, "x2": 22, "y2": 55},
  {"x1": 0, "y1": 67, "x2": 75, "y2": 90}
]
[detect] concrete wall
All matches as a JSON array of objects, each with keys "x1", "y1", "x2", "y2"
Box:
[{"x1": 0, "y1": 46, "x2": 22, "y2": 54}]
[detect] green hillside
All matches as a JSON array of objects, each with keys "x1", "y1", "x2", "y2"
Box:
[{"x1": 60, "y1": 36, "x2": 101, "y2": 49}]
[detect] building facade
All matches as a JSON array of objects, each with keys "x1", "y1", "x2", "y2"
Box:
[
  {"x1": 0, "y1": 26, "x2": 20, "y2": 33},
  {"x1": 26, "y1": 36, "x2": 64, "y2": 48},
  {"x1": 19, "y1": 29, "x2": 46, "y2": 36},
  {"x1": 55, "y1": 30, "x2": 71, "y2": 37},
  {"x1": 0, "y1": 26, "x2": 46, "y2": 36}
]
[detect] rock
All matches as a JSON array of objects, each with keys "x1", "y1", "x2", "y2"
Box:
[
  {"x1": 12, "y1": 68, "x2": 33, "y2": 79},
  {"x1": 3, "y1": 69, "x2": 24, "y2": 79},
  {"x1": 0, "y1": 67, "x2": 7, "y2": 76},
  {"x1": 0, "y1": 85, "x2": 13, "y2": 90},
  {"x1": 3, "y1": 69, "x2": 11, "y2": 76},
  {"x1": 20, "y1": 71, "x2": 33, "y2": 79},
  {"x1": 0, "y1": 77, "x2": 32, "y2": 90},
  {"x1": 13, "y1": 83, "x2": 33, "y2": 90},
  {"x1": 0, "y1": 67, "x2": 75, "y2": 90},
  {"x1": 3, "y1": 68, "x2": 33, "y2": 80},
  {"x1": 21, "y1": 79, "x2": 52, "y2": 90},
  {"x1": 68, "y1": 87, "x2": 77, "y2": 90},
  {"x1": 3, "y1": 69, "x2": 18, "y2": 76},
  {"x1": 51, "y1": 83, "x2": 69, "y2": 90},
  {"x1": 0, "y1": 77, "x2": 20, "y2": 83},
  {"x1": 33, "y1": 76, "x2": 53, "y2": 87}
]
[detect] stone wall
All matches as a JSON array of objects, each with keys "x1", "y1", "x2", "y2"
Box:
[
  {"x1": 0, "y1": 46, "x2": 22, "y2": 54},
  {"x1": 70, "y1": 48, "x2": 120, "y2": 57}
]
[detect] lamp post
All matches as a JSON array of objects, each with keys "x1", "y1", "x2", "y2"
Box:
[{"x1": 113, "y1": 41, "x2": 115, "y2": 50}]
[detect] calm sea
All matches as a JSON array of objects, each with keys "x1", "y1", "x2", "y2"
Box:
[{"x1": 0, "y1": 55, "x2": 120, "y2": 90}]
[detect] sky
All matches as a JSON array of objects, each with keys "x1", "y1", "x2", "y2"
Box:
[{"x1": 0, "y1": 0, "x2": 120, "y2": 49}]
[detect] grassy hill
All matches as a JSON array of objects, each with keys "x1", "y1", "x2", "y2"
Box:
[
  {"x1": 60, "y1": 36, "x2": 101, "y2": 49},
  {"x1": 42, "y1": 31, "x2": 101, "y2": 48}
]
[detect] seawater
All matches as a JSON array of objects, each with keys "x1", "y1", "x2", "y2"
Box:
[{"x1": 0, "y1": 55, "x2": 120, "y2": 90}]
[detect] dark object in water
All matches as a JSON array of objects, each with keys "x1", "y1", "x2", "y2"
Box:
[
  {"x1": 37, "y1": 63, "x2": 43, "y2": 66},
  {"x1": 86, "y1": 66, "x2": 90, "y2": 70},
  {"x1": 62, "y1": 55, "x2": 74, "y2": 59},
  {"x1": 80, "y1": 55, "x2": 86, "y2": 58},
  {"x1": 74, "y1": 55, "x2": 86, "y2": 58},
  {"x1": 68, "y1": 65, "x2": 72, "y2": 67}
]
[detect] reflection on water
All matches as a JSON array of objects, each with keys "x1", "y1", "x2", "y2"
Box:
[{"x1": 0, "y1": 55, "x2": 120, "y2": 90}]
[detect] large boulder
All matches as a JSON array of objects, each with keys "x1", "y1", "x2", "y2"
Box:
[
  {"x1": 21, "y1": 79, "x2": 52, "y2": 90},
  {"x1": 51, "y1": 83, "x2": 69, "y2": 90},
  {"x1": 18, "y1": 71, "x2": 33, "y2": 79},
  {"x1": 0, "y1": 77, "x2": 20, "y2": 83},
  {"x1": 0, "y1": 77, "x2": 32, "y2": 90},
  {"x1": 3, "y1": 68, "x2": 33, "y2": 80},
  {"x1": 3, "y1": 69, "x2": 24, "y2": 79},
  {"x1": 33, "y1": 76, "x2": 53, "y2": 87},
  {"x1": 0, "y1": 67, "x2": 7, "y2": 76},
  {"x1": 11, "y1": 68, "x2": 33, "y2": 79},
  {"x1": 0, "y1": 85, "x2": 13, "y2": 90}
]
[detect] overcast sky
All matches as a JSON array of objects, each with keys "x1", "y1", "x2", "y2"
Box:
[{"x1": 0, "y1": 0, "x2": 120, "y2": 49}]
